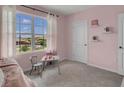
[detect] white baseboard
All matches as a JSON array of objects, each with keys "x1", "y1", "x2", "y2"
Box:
[
  {"x1": 121, "y1": 78, "x2": 124, "y2": 87},
  {"x1": 60, "y1": 57, "x2": 66, "y2": 62},
  {"x1": 88, "y1": 63, "x2": 118, "y2": 74}
]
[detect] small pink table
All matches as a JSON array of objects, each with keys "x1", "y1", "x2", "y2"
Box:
[{"x1": 40, "y1": 55, "x2": 61, "y2": 76}]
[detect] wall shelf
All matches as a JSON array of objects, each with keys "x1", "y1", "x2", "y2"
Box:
[
  {"x1": 91, "y1": 36, "x2": 100, "y2": 42},
  {"x1": 103, "y1": 27, "x2": 113, "y2": 34}
]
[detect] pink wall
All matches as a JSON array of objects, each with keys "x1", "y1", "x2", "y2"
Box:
[
  {"x1": 65, "y1": 5, "x2": 124, "y2": 73},
  {"x1": 57, "y1": 16, "x2": 66, "y2": 60},
  {"x1": 15, "y1": 51, "x2": 45, "y2": 71}
]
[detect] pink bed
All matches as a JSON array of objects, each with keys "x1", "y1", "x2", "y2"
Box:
[{"x1": 0, "y1": 58, "x2": 36, "y2": 87}]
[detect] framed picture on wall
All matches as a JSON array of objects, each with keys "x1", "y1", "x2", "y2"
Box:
[{"x1": 91, "y1": 19, "x2": 99, "y2": 26}]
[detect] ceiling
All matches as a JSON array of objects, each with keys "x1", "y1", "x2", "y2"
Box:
[{"x1": 41, "y1": 5, "x2": 95, "y2": 15}]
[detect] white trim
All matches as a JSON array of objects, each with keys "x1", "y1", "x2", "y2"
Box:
[
  {"x1": 87, "y1": 63, "x2": 118, "y2": 74},
  {"x1": 121, "y1": 78, "x2": 124, "y2": 87},
  {"x1": 16, "y1": 48, "x2": 47, "y2": 56},
  {"x1": 118, "y1": 14, "x2": 124, "y2": 75},
  {"x1": 85, "y1": 20, "x2": 88, "y2": 64},
  {"x1": 87, "y1": 20, "x2": 89, "y2": 65}
]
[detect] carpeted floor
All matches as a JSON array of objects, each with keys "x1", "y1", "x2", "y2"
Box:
[{"x1": 25, "y1": 60, "x2": 123, "y2": 87}]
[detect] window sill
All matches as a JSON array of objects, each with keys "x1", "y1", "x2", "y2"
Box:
[{"x1": 16, "y1": 49, "x2": 47, "y2": 56}]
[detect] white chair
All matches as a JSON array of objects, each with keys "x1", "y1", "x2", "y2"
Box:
[{"x1": 29, "y1": 56, "x2": 43, "y2": 75}]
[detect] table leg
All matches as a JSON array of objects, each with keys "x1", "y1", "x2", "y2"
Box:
[
  {"x1": 57, "y1": 60, "x2": 61, "y2": 75},
  {"x1": 40, "y1": 61, "x2": 45, "y2": 78},
  {"x1": 43, "y1": 61, "x2": 45, "y2": 70}
]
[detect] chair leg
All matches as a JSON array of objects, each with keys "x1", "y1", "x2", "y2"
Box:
[
  {"x1": 42, "y1": 62, "x2": 45, "y2": 71},
  {"x1": 30, "y1": 66, "x2": 34, "y2": 75},
  {"x1": 39, "y1": 65, "x2": 44, "y2": 78},
  {"x1": 38, "y1": 66, "x2": 40, "y2": 74},
  {"x1": 35, "y1": 66, "x2": 37, "y2": 71}
]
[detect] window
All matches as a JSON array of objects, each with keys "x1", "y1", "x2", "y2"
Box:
[
  {"x1": 34, "y1": 17, "x2": 47, "y2": 50},
  {"x1": 16, "y1": 12, "x2": 47, "y2": 54}
]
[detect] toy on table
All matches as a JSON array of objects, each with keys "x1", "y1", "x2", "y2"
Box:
[{"x1": 44, "y1": 50, "x2": 57, "y2": 60}]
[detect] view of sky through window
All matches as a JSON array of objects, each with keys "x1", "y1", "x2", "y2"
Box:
[{"x1": 16, "y1": 13, "x2": 47, "y2": 38}]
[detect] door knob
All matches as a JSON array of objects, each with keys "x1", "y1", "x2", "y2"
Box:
[
  {"x1": 119, "y1": 46, "x2": 123, "y2": 49},
  {"x1": 84, "y1": 44, "x2": 87, "y2": 46}
]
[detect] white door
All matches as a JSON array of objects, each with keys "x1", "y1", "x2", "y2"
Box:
[
  {"x1": 118, "y1": 14, "x2": 124, "y2": 75},
  {"x1": 70, "y1": 21, "x2": 88, "y2": 63}
]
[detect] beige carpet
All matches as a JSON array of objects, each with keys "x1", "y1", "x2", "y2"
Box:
[{"x1": 25, "y1": 60, "x2": 123, "y2": 87}]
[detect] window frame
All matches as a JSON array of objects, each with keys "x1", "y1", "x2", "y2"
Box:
[{"x1": 16, "y1": 11, "x2": 47, "y2": 55}]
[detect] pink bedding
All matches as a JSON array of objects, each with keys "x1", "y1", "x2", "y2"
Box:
[{"x1": 0, "y1": 58, "x2": 36, "y2": 87}]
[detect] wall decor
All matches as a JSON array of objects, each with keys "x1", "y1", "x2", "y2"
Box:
[
  {"x1": 104, "y1": 26, "x2": 113, "y2": 33},
  {"x1": 92, "y1": 36, "x2": 99, "y2": 41},
  {"x1": 91, "y1": 19, "x2": 99, "y2": 26}
]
